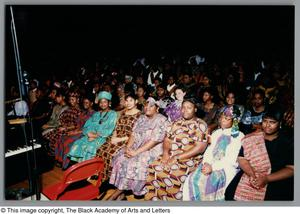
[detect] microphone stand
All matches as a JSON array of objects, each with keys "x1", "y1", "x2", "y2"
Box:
[{"x1": 10, "y1": 6, "x2": 41, "y2": 200}]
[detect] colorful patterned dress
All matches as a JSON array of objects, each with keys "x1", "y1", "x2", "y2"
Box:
[
  {"x1": 234, "y1": 131, "x2": 271, "y2": 201},
  {"x1": 182, "y1": 128, "x2": 244, "y2": 201},
  {"x1": 43, "y1": 106, "x2": 80, "y2": 155},
  {"x1": 96, "y1": 110, "x2": 141, "y2": 181},
  {"x1": 68, "y1": 110, "x2": 117, "y2": 163},
  {"x1": 109, "y1": 113, "x2": 169, "y2": 196},
  {"x1": 55, "y1": 109, "x2": 95, "y2": 169},
  {"x1": 145, "y1": 118, "x2": 208, "y2": 201}
]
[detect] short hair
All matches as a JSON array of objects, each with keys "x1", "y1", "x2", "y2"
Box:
[
  {"x1": 83, "y1": 93, "x2": 95, "y2": 103},
  {"x1": 156, "y1": 84, "x2": 166, "y2": 90},
  {"x1": 176, "y1": 84, "x2": 188, "y2": 93},
  {"x1": 263, "y1": 104, "x2": 283, "y2": 122},
  {"x1": 182, "y1": 97, "x2": 198, "y2": 107},
  {"x1": 202, "y1": 87, "x2": 215, "y2": 97}
]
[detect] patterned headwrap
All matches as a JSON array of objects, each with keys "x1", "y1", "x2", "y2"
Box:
[{"x1": 220, "y1": 105, "x2": 241, "y2": 138}]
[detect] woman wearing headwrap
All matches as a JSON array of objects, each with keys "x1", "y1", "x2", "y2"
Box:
[
  {"x1": 225, "y1": 105, "x2": 294, "y2": 201},
  {"x1": 67, "y1": 91, "x2": 117, "y2": 163},
  {"x1": 182, "y1": 105, "x2": 244, "y2": 201}
]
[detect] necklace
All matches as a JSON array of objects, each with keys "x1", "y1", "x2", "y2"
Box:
[{"x1": 99, "y1": 110, "x2": 109, "y2": 124}]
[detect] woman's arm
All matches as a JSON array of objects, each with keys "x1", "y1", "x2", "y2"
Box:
[
  {"x1": 161, "y1": 137, "x2": 171, "y2": 163},
  {"x1": 238, "y1": 157, "x2": 256, "y2": 178},
  {"x1": 254, "y1": 165, "x2": 294, "y2": 189},
  {"x1": 168, "y1": 141, "x2": 207, "y2": 167},
  {"x1": 134, "y1": 140, "x2": 160, "y2": 155},
  {"x1": 267, "y1": 165, "x2": 294, "y2": 182},
  {"x1": 87, "y1": 132, "x2": 99, "y2": 139},
  {"x1": 111, "y1": 136, "x2": 129, "y2": 144},
  {"x1": 176, "y1": 141, "x2": 207, "y2": 161},
  {"x1": 126, "y1": 133, "x2": 135, "y2": 148}
]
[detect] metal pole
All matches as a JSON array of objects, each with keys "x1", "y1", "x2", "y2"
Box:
[{"x1": 9, "y1": 6, "x2": 41, "y2": 200}]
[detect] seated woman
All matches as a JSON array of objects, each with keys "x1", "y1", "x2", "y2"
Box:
[
  {"x1": 225, "y1": 105, "x2": 294, "y2": 201},
  {"x1": 42, "y1": 89, "x2": 69, "y2": 155},
  {"x1": 145, "y1": 97, "x2": 208, "y2": 201},
  {"x1": 136, "y1": 85, "x2": 147, "y2": 112},
  {"x1": 56, "y1": 94, "x2": 95, "y2": 169},
  {"x1": 182, "y1": 105, "x2": 244, "y2": 201},
  {"x1": 96, "y1": 93, "x2": 141, "y2": 182},
  {"x1": 163, "y1": 87, "x2": 187, "y2": 122},
  {"x1": 67, "y1": 91, "x2": 117, "y2": 163},
  {"x1": 198, "y1": 87, "x2": 220, "y2": 134},
  {"x1": 218, "y1": 91, "x2": 245, "y2": 122},
  {"x1": 106, "y1": 97, "x2": 169, "y2": 200},
  {"x1": 240, "y1": 89, "x2": 268, "y2": 135}
]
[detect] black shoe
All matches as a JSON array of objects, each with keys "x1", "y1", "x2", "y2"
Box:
[{"x1": 134, "y1": 194, "x2": 145, "y2": 200}]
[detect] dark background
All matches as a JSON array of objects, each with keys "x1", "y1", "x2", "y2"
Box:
[{"x1": 5, "y1": 5, "x2": 294, "y2": 87}]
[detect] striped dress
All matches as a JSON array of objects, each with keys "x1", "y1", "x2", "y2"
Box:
[{"x1": 234, "y1": 131, "x2": 271, "y2": 201}]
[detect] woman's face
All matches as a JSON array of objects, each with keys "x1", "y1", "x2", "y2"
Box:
[
  {"x1": 168, "y1": 76, "x2": 175, "y2": 85},
  {"x1": 156, "y1": 87, "x2": 165, "y2": 98},
  {"x1": 202, "y1": 92, "x2": 212, "y2": 103},
  {"x1": 252, "y1": 93, "x2": 264, "y2": 108},
  {"x1": 117, "y1": 87, "x2": 125, "y2": 97},
  {"x1": 136, "y1": 87, "x2": 145, "y2": 98},
  {"x1": 69, "y1": 96, "x2": 78, "y2": 107},
  {"x1": 49, "y1": 89, "x2": 57, "y2": 100},
  {"x1": 99, "y1": 98, "x2": 110, "y2": 111},
  {"x1": 181, "y1": 101, "x2": 196, "y2": 120},
  {"x1": 125, "y1": 97, "x2": 137, "y2": 110},
  {"x1": 183, "y1": 75, "x2": 191, "y2": 84},
  {"x1": 144, "y1": 103, "x2": 158, "y2": 117},
  {"x1": 226, "y1": 93, "x2": 235, "y2": 105},
  {"x1": 175, "y1": 89, "x2": 186, "y2": 101},
  {"x1": 55, "y1": 95, "x2": 64, "y2": 104},
  {"x1": 219, "y1": 114, "x2": 233, "y2": 129},
  {"x1": 262, "y1": 117, "x2": 280, "y2": 135},
  {"x1": 202, "y1": 76, "x2": 210, "y2": 86},
  {"x1": 136, "y1": 76, "x2": 143, "y2": 85},
  {"x1": 83, "y1": 98, "x2": 92, "y2": 110}
]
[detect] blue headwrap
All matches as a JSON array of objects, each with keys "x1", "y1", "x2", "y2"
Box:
[{"x1": 97, "y1": 91, "x2": 112, "y2": 101}]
